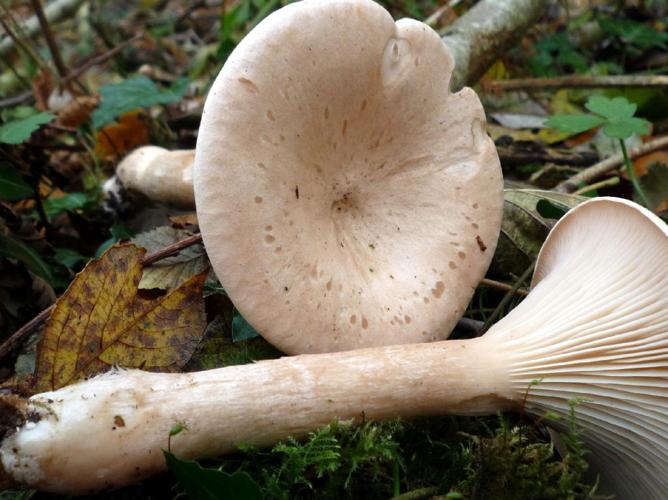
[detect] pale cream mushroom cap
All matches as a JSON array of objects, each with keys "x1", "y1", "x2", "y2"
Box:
[
  {"x1": 116, "y1": 146, "x2": 195, "y2": 208},
  {"x1": 194, "y1": 0, "x2": 503, "y2": 353}
]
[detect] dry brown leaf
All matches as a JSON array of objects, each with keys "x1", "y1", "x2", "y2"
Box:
[
  {"x1": 56, "y1": 96, "x2": 100, "y2": 128},
  {"x1": 33, "y1": 244, "x2": 206, "y2": 392},
  {"x1": 32, "y1": 68, "x2": 53, "y2": 111},
  {"x1": 132, "y1": 227, "x2": 207, "y2": 290},
  {"x1": 94, "y1": 111, "x2": 150, "y2": 159}
]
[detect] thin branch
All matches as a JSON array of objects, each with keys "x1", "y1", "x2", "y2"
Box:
[
  {"x1": 0, "y1": 0, "x2": 84, "y2": 57},
  {"x1": 441, "y1": 0, "x2": 544, "y2": 89},
  {"x1": 572, "y1": 176, "x2": 620, "y2": 196},
  {"x1": 0, "y1": 91, "x2": 33, "y2": 108},
  {"x1": 488, "y1": 74, "x2": 668, "y2": 92},
  {"x1": 555, "y1": 135, "x2": 668, "y2": 193},
  {"x1": 62, "y1": 33, "x2": 143, "y2": 84},
  {"x1": 29, "y1": 0, "x2": 68, "y2": 78},
  {"x1": 141, "y1": 233, "x2": 203, "y2": 266},
  {"x1": 480, "y1": 278, "x2": 529, "y2": 297},
  {"x1": 0, "y1": 233, "x2": 205, "y2": 362},
  {"x1": 481, "y1": 265, "x2": 534, "y2": 334}
]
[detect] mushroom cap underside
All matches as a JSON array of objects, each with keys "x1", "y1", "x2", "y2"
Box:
[
  {"x1": 487, "y1": 197, "x2": 668, "y2": 498},
  {"x1": 194, "y1": 0, "x2": 503, "y2": 353}
]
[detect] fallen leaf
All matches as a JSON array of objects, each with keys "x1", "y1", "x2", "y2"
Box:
[
  {"x1": 33, "y1": 244, "x2": 206, "y2": 392},
  {"x1": 56, "y1": 96, "x2": 100, "y2": 128},
  {"x1": 132, "y1": 226, "x2": 207, "y2": 290},
  {"x1": 94, "y1": 111, "x2": 150, "y2": 159},
  {"x1": 633, "y1": 150, "x2": 668, "y2": 177},
  {"x1": 31, "y1": 68, "x2": 53, "y2": 112},
  {"x1": 489, "y1": 189, "x2": 585, "y2": 278},
  {"x1": 638, "y1": 163, "x2": 668, "y2": 213}
]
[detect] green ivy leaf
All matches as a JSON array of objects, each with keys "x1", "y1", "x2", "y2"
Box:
[
  {"x1": 232, "y1": 311, "x2": 260, "y2": 342},
  {"x1": 92, "y1": 76, "x2": 188, "y2": 129},
  {"x1": 0, "y1": 112, "x2": 55, "y2": 144},
  {"x1": 543, "y1": 114, "x2": 606, "y2": 134},
  {"x1": 0, "y1": 162, "x2": 33, "y2": 200},
  {"x1": 0, "y1": 233, "x2": 54, "y2": 285},
  {"x1": 164, "y1": 451, "x2": 263, "y2": 500}
]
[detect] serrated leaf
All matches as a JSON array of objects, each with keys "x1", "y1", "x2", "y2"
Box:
[
  {"x1": 232, "y1": 311, "x2": 260, "y2": 342},
  {"x1": 585, "y1": 96, "x2": 636, "y2": 121},
  {"x1": 92, "y1": 76, "x2": 188, "y2": 129},
  {"x1": 132, "y1": 226, "x2": 207, "y2": 290},
  {"x1": 0, "y1": 112, "x2": 55, "y2": 144},
  {"x1": 164, "y1": 450, "x2": 263, "y2": 500},
  {"x1": 544, "y1": 114, "x2": 606, "y2": 134},
  {"x1": 490, "y1": 189, "x2": 585, "y2": 278},
  {"x1": 0, "y1": 162, "x2": 33, "y2": 200},
  {"x1": 33, "y1": 245, "x2": 206, "y2": 392},
  {"x1": 0, "y1": 233, "x2": 54, "y2": 285}
]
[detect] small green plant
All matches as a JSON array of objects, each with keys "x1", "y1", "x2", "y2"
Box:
[{"x1": 545, "y1": 95, "x2": 651, "y2": 206}]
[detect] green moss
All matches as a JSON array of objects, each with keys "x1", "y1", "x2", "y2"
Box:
[{"x1": 203, "y1": 409, "x2": 607, "y2": 500}]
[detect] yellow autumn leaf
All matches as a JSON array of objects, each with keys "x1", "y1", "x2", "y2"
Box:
[{"x1": 33, "y1": 244, "x2": 206, "y2": 392}]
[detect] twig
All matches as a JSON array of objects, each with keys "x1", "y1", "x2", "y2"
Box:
[
  {"x1": 0, "y1": 233, "x2": 204, "y2": 362},
  {"x1": 425, "y1": 0, "x2": 459, "y2": 27},
  {"x1": 0, "y1": 0, "x2": 84, "y2": 57},
  {"x1": 572, "y1": 176, "x2": 620, "y2": 195},
  {"x1": 141, "y1": 233, "x2": 203, "y2": 266},
  {"x1": 488, "y1": 74, "x2": 668, "y2": 91},
  {"x1": 555, "y1": 136, "x2": 668, "y2": 193},
  {"x1": 497, "y1": 144, "x2": 598, "y2": 167},
  {"x1": 0, "y1": 91, "x2": 33, "y2": 108},
  {"x1": 481, "y1": 265, "x2": 534, "y2": 334},
  {"x1": 62, "y1": 33, "x2": 143, "y2": 85},
  {"x1": 480, "y1": 278, "x2": 529, "y2": 297},
  {"x1": 441, "y1": 0, "x2": 544, "y2": 89},
  {"x1": 391, "y1": 486, "x2": 440, "y2": 500},
  {"x1": 0, "y1": 14, "x2": 42, "y2": 67},
  {"x1": 29, "y1": 0, "x2": 67, "y2": 78}
]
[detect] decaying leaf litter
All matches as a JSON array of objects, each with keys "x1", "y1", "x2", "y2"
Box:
[{"x1": 0, "y1": 0, "x2": 666, "y2": 498}]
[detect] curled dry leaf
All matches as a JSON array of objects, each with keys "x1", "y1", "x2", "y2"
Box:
[
  {"x1": 490, "y1": 189, "x2": 585, "y2": 277},
  {"x1": 33, "y1": 245, "x2": 207, "y2": 392},
  {"x1": 132, "y1": 226, "x2": 207, "y2": 290}
]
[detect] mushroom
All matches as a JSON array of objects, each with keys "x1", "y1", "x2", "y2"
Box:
[
  {"x1": 1, "y1": 197, "x2": 665, "y2": 497},
  {"x1": 115, "y1": 146, "x2": 195, "y2": 208},
  {"x1": 193, "y1": 0, "x2": 503, "y2": 353}
]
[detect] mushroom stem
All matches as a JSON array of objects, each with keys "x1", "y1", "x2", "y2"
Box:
[
  {"x1": 1, "y1": 339, "x2": 513, "y2": 494},
  {"x1": 115, "y1": 146, "x2": 195, "y2": 208},
  {"x1": 2, "y1": 198, "x2": 666, "y2": 499}
]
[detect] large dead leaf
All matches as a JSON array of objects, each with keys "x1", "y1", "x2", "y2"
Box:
[
  {"x1": 33, "y1": 245, "x2": 206, "y2": 392},
  {"x1": 489, "y1": 188, "x2": 586, "y2": 278},
  {"x1": 132, "y1": 226, "x2": 207, "y2": 290}
]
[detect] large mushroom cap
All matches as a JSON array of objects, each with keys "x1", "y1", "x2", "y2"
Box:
[{"x1": 194, "y1": 0, "x2": 503, "y2": 353}]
